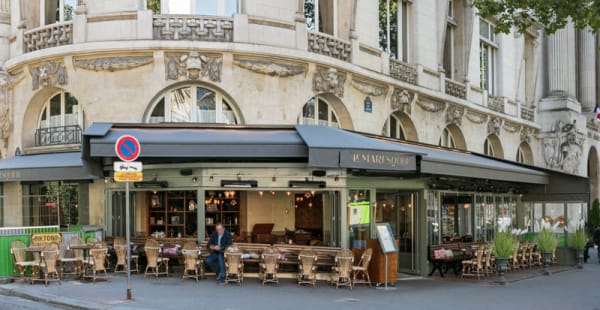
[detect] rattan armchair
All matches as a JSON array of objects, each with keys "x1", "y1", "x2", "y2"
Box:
[
  {"x1": 297, "y1": 250, "x2": 318, "y2": 287},
  {"x1": 461, "y1": 246, "x2": 484, "y2": 279},
  {"x1": 84, "y1": 247, "x2": 109, "y2": 283},
  {"x1": 352, "y1": 248, "x2": 372, "y2": 287},
  {"x1": 10, "y1": 240, "x2": 39, "y2": 283},
  {"x1": 509, "y1": 244, "x2": 520, "y2": 271},
  {"x1": 224, "y1": 247, "x2": 244, "y2": 286},
  {"x1": 519, "y1": 242, "x2": 530, "y2": 268},
  {"x1": 259, "y1": 247, "x2": 279, "y2": 286},
  {"x1": 35, "y1": 244, "x2": 61, "y2": 286},
  {"x1": 331, "y1": 249, "x2": 353, "y2": 290},
  {"x1": 483, "y1": 245, "x2": 495, "y2": 276},
  {"x1": 144, "y1": 239, "x2": 169, "y2": 278},
  {"x1": 68, "y1": 236, "x2": 85, "y2": 277}
]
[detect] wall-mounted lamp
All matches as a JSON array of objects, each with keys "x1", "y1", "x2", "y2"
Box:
[
  {"x1": 209, "y1": 176, "x2": 214, "y2": 182},
  {"x1": 192, "y1": 177, "x2": 198, "y2": 184},
  {"x1": 272, "y1": 176, "x2": 277, "y2": 182}
]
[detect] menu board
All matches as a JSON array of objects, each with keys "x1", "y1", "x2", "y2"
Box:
[{"x1": 375, "y1": 223, "x2": 397, "y2": 254}]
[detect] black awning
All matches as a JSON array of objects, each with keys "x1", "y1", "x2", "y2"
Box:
[{"x1": 0, "y1": 152, "x2": 101, "y2": 182}]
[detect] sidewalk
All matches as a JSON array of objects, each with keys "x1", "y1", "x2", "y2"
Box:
[{"x1": 1, "y1": 256, "x2": 599, "y2": 310}]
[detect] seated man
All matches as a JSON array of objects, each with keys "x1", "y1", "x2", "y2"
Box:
[{"x1": 205, "y1": 223, "x2": 232, "y2": 284}]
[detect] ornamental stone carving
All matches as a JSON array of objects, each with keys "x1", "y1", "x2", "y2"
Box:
[
  {"x1": 487, "y1": 117, "x2": 502, "y2": 136},
  {"x1": 165, "y1": 52, "x2": 222, "y2": 82},
  {"x1": 520, "y1": 126, "x2": 533, "y2": 143},
  {"x1": 0, "y1": 70, "x2": 11, "y2": 158},
  {"x1": 350, "y1": 78, "x2": 386, "y2": 97},
  {"x1": 74, "y1": 56, "x2": 153, "y2": 72},
  {"x1": 391, "y1": 88, "x2": 411, "y2": 114},
  {"x1": 542, "y1": 120, "x2": 584, "y2": 174},
  {"x1": 416, "y1": 96, "x2": 445, "y2": 113},
  {"x1": 234, "y1": 59, "x2": 306, "y2": 77},
  {"x1": 445, "y1": 105, "x2": 464, "y2": 126},
  {"x1": 29, "y1": 61, "x2": 67, "y2": 91},
  {"x1": 465, "y1": 110, "x2": 488, "y2": 124},
  {"x1": 503, "y1": 121, "x2": 519, "y2": 133},
  {"x1": 313, "y1": 67, "x2": 346, "y2": 98}
]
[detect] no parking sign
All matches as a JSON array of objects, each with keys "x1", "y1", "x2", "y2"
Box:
[{"x1": 114, "y1": 135, "x2": 142, "y2": 182}]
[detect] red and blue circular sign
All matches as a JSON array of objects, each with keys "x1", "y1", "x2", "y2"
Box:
[{"x1": 115, "y1": 135, "x2": 141, "y2": 162}]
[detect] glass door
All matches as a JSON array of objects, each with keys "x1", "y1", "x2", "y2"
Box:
[
  {"x1": 375, "y1": 191, "x2": 419, "y2": 274},
  {"x1": 110, "y1": 191, "x2": 135, "y2": 238}
]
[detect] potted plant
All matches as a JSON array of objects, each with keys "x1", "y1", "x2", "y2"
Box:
[
  {"x1": 569, "y1": 228, "x2": 588, "y2": 269},
  {"x1": 537, "y1": 228, "x2": 558, "y2": 275},
  {"x1": 492, "y1": 230, "x2": 517, "y2": 285}
]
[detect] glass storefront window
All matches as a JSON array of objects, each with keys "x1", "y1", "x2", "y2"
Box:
[
  {"x1": 441, "y1": 194, "x2": 473, "y2": 243},
  {"x1": 426, "y1": 191, "x2": 440, "y2": 245},
  {"x1": 544, "y1": 203, "x2": 565, "y2": 233},
  {"x1": 533, "y1": 203, "x2": 543, "y2": 232},
  {"x1": 566, "y1": 203, "x2": 584, "y2": 232},
  {"x1": 348, "y1": 190, "x2": 370, "y2": 249}
]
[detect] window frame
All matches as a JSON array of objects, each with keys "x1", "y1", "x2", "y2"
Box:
[
  {"x1": 298, "y1": 96, "x2": 340, "y2": 128},
  {"x1": 484, "y1": 137, "x2": 495, "y2": 157},
  {"x1": 439, "y1": 127, "x2": 456, "y2": 148},
  {"x1": 147, "y1": 85, "x2": 239, "y2": 125},
  {"x1": 306, "y1": 0, "x2": 338, "y2": 36},
  {"x1": 40, "y1": 0, "x2": 77, "y2": 25},
  {"x1": 38, "y1": 92, "x2": 83, "y2": 129},
  {"x1": 383, "y1": 113, "x2": 407, "y2": 140},
  {"x1": 162, "y1": 0, "x2": 239, "y2": 16},
  {"x1": 479, "y1": 19, "x2": 497, "y2": 94}
]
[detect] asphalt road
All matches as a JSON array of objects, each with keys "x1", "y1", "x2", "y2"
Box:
[{"x1": 0, "y1": 295, "x2": 60, "y2": 310}]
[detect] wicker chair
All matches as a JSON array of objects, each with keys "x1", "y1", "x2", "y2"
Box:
[
  {"x1": 331, "y1": 250, "x2": 354, "y2": 290},
  {"x1": 84, "y1": 247, "x2": 109, "y2": 283},
  {"x1": 529, "y1": 244, "x2": 542, "y2": 267},
  {"x1": 352, "y1": 248, "x2": 373, "y2": 287},
  {"x1": 114, "y1": 237, "x2": 139, "y2": 273},
  {"x1": 58, "y1": 240, "x2": 79, "y2": 278},
  {"x1": 37, "y1": 244, "x2": 61, "y2": 286},
  {"x1": 259, "y1": 247, "x2": 279, "y2": 286},
  {"x1": 181, "y1": 241, "x2": 203, "y2": 282},
  {"x1": 224, "y1": 247, "x2": 244, "y2": 286},
  {"x1": 297, "y1": 250, "x2": 318, "y2": 287},
  {"x1": 509, "y1": 244, "x2": 520, "y2": 271},
  {"x1": 461, "y1": 246, "x2": 484, "y2": 279},
  {"x1": 68, "y1": 237, "x2": 85, "y2": 277},
  {"x1": 144, "y1": 239, "x2": 169, "y2": 278},
  {"x1": 519, "y1": 242, "x2": 529, "y2": 268},
  {"x1": 10, "y1": 240, "x2": 40, "y2": 283},
  {"x1": 484, "y1": 245, "x2": 495, "y2": 276}
]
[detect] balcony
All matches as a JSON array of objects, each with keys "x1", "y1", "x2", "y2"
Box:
[
  {"x1": 307, "y1": 31, "x2": 352, "y2": 62},
  {"x1": 35, "y1": 125, "x2": 82, "y2": 147},
  {"x1": 488, "y1": 95, "x2": 505, "y2": 113},
  {"x1": 520, "y1": 106, "x2": 535, "y2": 121},
  {"x1": 389, "y1": 59, "x2": 417, "y2": 85},
  {"x1": 444, "y1": 78, "x2": 467, "y2": 99},
  {"x1": 23, "y1": 22, "x2": 73, "y2": 53},
  {"x1": 152, "y1": 15, "x2": 233, "y2": 42}
]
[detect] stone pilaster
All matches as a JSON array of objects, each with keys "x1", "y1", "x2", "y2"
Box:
[
  {"x1": 578, "y1": 28, "x2": 596, "y2": 112},
  {"x1": 546, "y1": 22, "x2": 577, "y2": 98}
]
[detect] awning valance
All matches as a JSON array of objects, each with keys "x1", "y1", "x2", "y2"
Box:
[{"x1": 0, "y1": 152, "x2": 101, "y2": 182}]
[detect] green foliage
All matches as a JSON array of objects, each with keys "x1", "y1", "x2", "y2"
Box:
[
  {"x1": 492, "y1": 230, "x2": 517, "y2": 259},
  {"x1": 472, "y1": 0, "x2": 600, "y2": 34},
  {"x1": 147, "y1": 0, "x2": 161, "y2": 14},
  {"x1": 589, "y1": 199, "x2": 600, "y2": 234},
  {"x1": 537, "y1": 228, "x2": 559, "y2": 253},
  {"x1": 569, "y1": 228, "x2": 589, "y2": 250}
]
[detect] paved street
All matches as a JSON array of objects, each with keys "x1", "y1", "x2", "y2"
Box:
[
  {"x1": 1, "y1": 249, "x2": 599, "y2": 310},
  {"x1": 0, "y1": 295, "x2": 60, "y2": 310}
]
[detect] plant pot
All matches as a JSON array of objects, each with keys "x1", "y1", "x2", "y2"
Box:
[
  {"x1": 495, "y1": 257, "x2": 509, "y2": 285},
  {"x1": 541, "y1": 252, "x2": 553, "y2": 275},
  {"x1": 575, "y1": 249, "x2": 584, "y2": 269}
]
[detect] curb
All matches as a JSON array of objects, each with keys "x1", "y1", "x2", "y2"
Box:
[{"x1": 0, "y1": 286, "x2": 107, "y2": 310}]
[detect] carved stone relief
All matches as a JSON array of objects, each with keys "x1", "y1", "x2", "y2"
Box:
[
  {"x1": 390, "y1": 88, "x2": 411, "y2": 114},
  {"x1": 503, "y1": 121, "x2": 520, "y2": 133},
  {"x1": 73, "y1": 55, "x2": 153, "y2": 72},
  {"x1": 542, "y1": 120, "x2": 584, "y2": 174},
  {"x1": 416, "y1": 96, "x2": 445, "y2": 113},
  {"x1": 445, "y1": 105, "x2": 464, "y2": 126},
  {"x1": 0, "y1": 70, "x2": 11, "y2": 158},
  {"x1": 165, "y1": 52, "x2": 222, "y2": 82},
  {"x1": 350, "y1": 78, "x2": 386, "y2": 97},
  {"x1": 520, "y1": 126, "x2": 533, "y2": 143},
  {"x1": 234, "y1": 59, "x2": 306, "y2": 77},
  {"x1": 29, "y1": 61, "x2": 67, "y2": 91},
  {"x1": 465, "y1": 110, "x2": 488, "y2": 124},
  {"x1": 313, "y1": 67, "x2": 346, "y2": 97},
  {"x1": 487, "y1": 117, "x2": 502, "y2": 136}
]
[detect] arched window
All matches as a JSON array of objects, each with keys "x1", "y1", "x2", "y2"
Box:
[
  {"x1": 382, "y1": 114, "x2": 407, "y2": 140},
  {"x1": 147, "y1": 85, "x2": 239, "y2": 124},
  {"x1": 39, "y1": 92, "x2": 81, "y2": 129},
  {"x1": 484, "y1": 137, "x2": 495, "y2": 157},
  {"x1": 298, "y1": 96, "x2": 339, "y2": 128},
  {"x1": 439, "y1": 127, "x2": 456, "y2": 148},
  {"x1": 36, "y1": 92, "x2": 82, "y2": 146},
  {"x1": 516, "y1": 142, "x2": 533, "y2": 165}
]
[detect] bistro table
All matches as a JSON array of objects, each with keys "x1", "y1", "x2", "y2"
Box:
[
  {"x1": 69, "y1": 244, "x2": 92, "y2": 278},
  {"x1": 25, "y1": 245, "x2": 46, "y2": 283}
]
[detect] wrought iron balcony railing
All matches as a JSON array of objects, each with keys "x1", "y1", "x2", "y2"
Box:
[{"x1": 35, "y1": 125, "x2": 82, "y2": 147}]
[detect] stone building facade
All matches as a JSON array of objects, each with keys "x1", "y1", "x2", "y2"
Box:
[{"x1": 0, "y1": 0, "x2": 597, "y2": 228}]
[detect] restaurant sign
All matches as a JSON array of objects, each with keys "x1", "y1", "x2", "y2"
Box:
[
  {"x1": 31, "y1": 233, "x2": 62, "y2": 244},
  {"x1": 340, "y1": 149, "x2": 416, "y2": 171}
]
